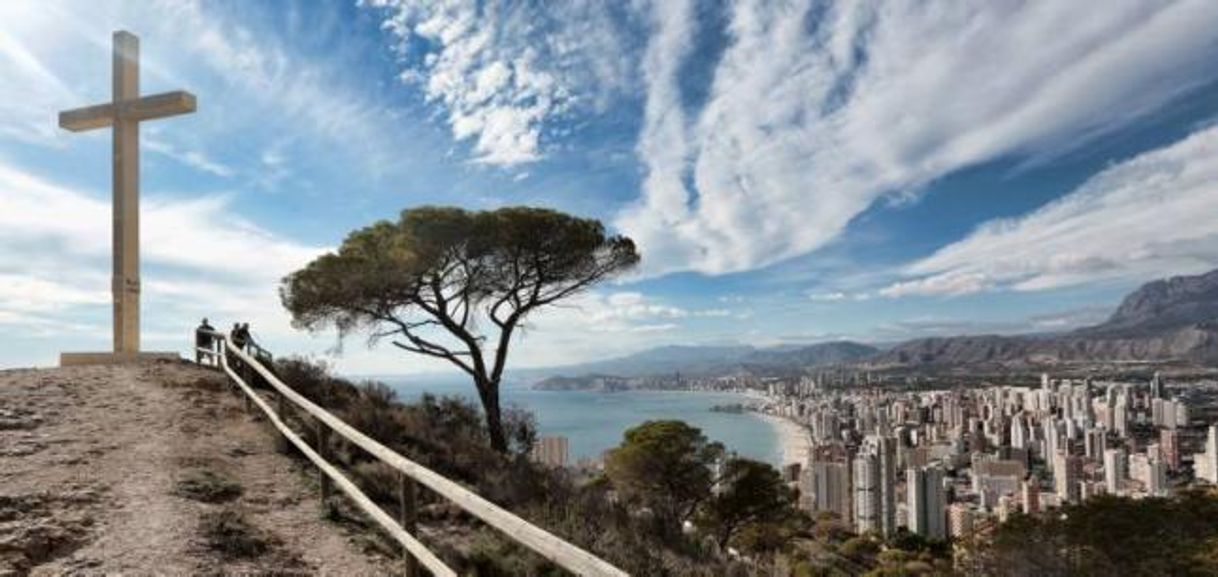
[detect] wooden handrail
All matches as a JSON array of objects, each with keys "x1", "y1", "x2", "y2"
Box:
[{"x1": 197, "y1": 333, "x2": 628, "y2": 576}]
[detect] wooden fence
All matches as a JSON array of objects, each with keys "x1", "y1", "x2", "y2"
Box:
[{"x1": 195, "y1": 332, "x2": 628, "y2": 577}]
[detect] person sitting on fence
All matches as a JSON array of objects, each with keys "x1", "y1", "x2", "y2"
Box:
[
  {"x1": 231, "y1": 322, "x2": 248, "y2": 350},
  {"x1": 239, "y1": 323, "x2": 253, "y2": 350},
  {"x1": 226, "y1": 322, "x2": 245, "y2": 372},
  {"x1": 195, "y1": 318, "x2": 215, "y2": 365}
]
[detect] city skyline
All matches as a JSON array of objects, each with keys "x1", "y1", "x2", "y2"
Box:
[
  {"x1": 757, "y1": 370, "x2": 1214, "y2": 541},
  {"x1": 4, "y1": 1, "x2": 1218, "y2": 373}
]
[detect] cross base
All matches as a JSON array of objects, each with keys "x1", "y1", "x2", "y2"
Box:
[{"x1": 60, "y1": 351, "x2": 181, "y2": 367}]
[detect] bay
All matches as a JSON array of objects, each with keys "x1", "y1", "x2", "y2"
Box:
[{"x1": 381, "y1": 374, "x2": 782, "y2": 466}]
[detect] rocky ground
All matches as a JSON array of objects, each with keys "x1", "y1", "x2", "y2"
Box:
[{"x1": 0, "y1": 361, "x2": 395, "y2": 576}]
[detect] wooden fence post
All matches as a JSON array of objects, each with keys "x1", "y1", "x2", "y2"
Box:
[
  {"x1": 316, "y1": 419, "x2": 332, "y2": 506},
  {"x1": 399, "y1": 472, "x2": 420, "y2": 577}
]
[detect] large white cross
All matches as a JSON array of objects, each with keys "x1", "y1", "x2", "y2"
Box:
[{"x1": 59, "y1": 31, "x2": 196, "y2": 356}]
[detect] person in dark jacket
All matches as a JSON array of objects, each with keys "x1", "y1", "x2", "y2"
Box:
[
  {"x1": 195, "y1": 318, "x2": 215, "y2": 365},
  {"x1": 227, "y1": 322, "x2": 245, "y2": 372},
  {"x1": 231, "y1": 322, "x2": 247, "y2": 350},
  {"x1": 239, "y1": 323, "x2": 253, "y2": 350}
]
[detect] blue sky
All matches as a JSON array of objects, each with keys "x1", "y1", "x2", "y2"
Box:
[{"x1": 3, "y1": 1, "x2": 1218, "y2": 375}]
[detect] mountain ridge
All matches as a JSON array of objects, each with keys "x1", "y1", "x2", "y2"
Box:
[
  {"x1": 534, "y1": 340, "x2": 879, "y2": 380},
  {"x1": 538, "y1": 268, "x2": 1218, "y2": 381},
  {"x1": 869, "y1": 269, "x2": 1218, "y2": 368}
]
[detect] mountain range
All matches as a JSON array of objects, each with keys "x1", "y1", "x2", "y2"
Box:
[
  {"x1": 537, "y1": 269, "x2": 1218, "y2": 383},
  {"x1": 872, "y1": 268, "x2": 1218, "y2": 369},
  {"x1": 535, "y1": 341, "x2": 879, "y2": 380}
]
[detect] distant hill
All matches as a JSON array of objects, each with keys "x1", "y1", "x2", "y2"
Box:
[
  {"x1": 871, "y1": 269, "x2": 1218, "y2": 368},
  {"x1": 745, "y1": 341, "x2": 880, "y2": 367},
  {"x1": 535, "y1": 341, "x2": 879, "y2": 381},
  {"x1": 1082, "y1": 269, "x2": 1218, "y2": 336}
]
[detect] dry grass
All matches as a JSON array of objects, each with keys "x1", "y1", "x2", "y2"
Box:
[
  {"x1": 199, "y1": 508, "x2": 272, "y2": 559},
  {"x1": 175, "y1": 469, "x2": 244, "y2": 504}
]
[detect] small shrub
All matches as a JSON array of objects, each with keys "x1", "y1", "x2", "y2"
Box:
[
  {"x1": 351, "y1": 461, "x2": 400, "y2": 505},
  {"x1": 200, "y1": 508, "x2": 271, "y2": 559},
  {"x1": 175, "y1": 470, "x2": 243, "y2": 504},
  {"x1": 191, "y1": 376, "x2": 227, "y2": 392}
]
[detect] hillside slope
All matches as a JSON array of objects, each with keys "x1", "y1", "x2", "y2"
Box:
[{"x1": 0, "y1": 362, "x2": 391, "y2": 575}]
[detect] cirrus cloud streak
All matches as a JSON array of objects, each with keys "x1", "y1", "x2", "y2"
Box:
[{"x1": 884, "y1": 124, "x2": 1218, "y2": 297}]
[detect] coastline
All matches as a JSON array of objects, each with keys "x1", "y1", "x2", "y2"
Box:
[{"x1": 757, "y1": 413, "x2": 812, "y2": 467}]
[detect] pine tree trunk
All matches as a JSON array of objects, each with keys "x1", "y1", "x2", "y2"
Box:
[{"x1": 476, "y1": 377, "x2": 508, "y2": 453}]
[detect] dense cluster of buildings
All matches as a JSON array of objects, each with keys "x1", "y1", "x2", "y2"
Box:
[{"x1": 765, "y1": 373, "x2": 1218, "y2": 541}]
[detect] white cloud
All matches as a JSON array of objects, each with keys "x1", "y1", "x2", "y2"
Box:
[
  {"x1": 879, "y1": 273, "x2": 991, "y2": 298},
  {"x1": 808, "y1": 291, "x2": 847, "y2": 302},
  {"x1": 0, "y1": 0, "x2": 405, "y2": 180},
  {"x1": 615, "y1": 0, "x2": 697, "y2": 269},
  {"x1": 0, "y1": 163, "x2": 322, "y2": 283},
  {"x1": 1027, "y1": 307, "x2": 1112, "y2": 331},
  {"x1": 882, "y1": 123, "x2": 1218, "y2": 296},
  {"x1": 588, "y1": 291, "x2": 730, "y2": 323},
  {"x1": 367, "y1": 0, "x2": 634, "y2": 166},
  {"x1": 145, "y1": 137, "x2": 234, "y2": 178},
  {"x1": 0, "y1": 161, "x2": 325, "y2": 355},
  {"x1": 0, "y1": 274, "x2": 108, "y2": 312},
  {"x1": 618, "y1": 0, "x2": 1218, "y2": 276}
]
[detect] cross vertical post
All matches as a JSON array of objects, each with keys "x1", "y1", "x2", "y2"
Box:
[{"x1": 113, "y1": 31, "x2": 140, "y2": 354}]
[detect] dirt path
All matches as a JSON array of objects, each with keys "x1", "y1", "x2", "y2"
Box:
[{"x1": 0, "y1": 361, "x2": 393, "y2": 576}]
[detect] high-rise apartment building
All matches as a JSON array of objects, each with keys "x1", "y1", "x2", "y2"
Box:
[
  {"x1": 853, "y1": 453, "x2": 880, "y2": 534},
  {"x1": 853, "y1": 435, "x2": 897, "y2": 536},
  {"x1": 1054, "y1": 452, "x2": 1082, "y2": 504},
  {"x1": 531, "y1": 436, "x2": 569, "y2": 468},
  {"x1": 1085, "y1": 427, "x2": 1106, "y2": 460},
  {"x1": 1160, "y1": 428, "x2": 1181, "y2": 471},
  {"x1": 1193, "y1": 425, "x2": 1218, "y2": 484},
  {"x1": 948, "y1": 502, "x2": 975, "y2": 538},
  {"x1": 907, "y1": 465, "x2": 947, "y2": 540},
  {"x1": 1103, "y1": 448, "x2": 1126, "y2": 495},
  {"x1": 1021, "y1": 478, "x2": 1040, "y2": 514},
  {"x1": 808, "y1": 460, "x2": 852, "y2": 522}
]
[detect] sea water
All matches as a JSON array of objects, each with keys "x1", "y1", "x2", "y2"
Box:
[{"x1": 382, "y1": 374, "x2": 782, "y2": 466}]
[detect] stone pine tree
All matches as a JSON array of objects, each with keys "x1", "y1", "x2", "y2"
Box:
[
  {"x1": 280, "y1": 206, "x2": 639, "y2": 453},
  {"x1": 697, "y1": 458, "x2": 798, "y2": 551},
  {"x1": 604, "y1": 420, "x2": 724, "y2": 539}
]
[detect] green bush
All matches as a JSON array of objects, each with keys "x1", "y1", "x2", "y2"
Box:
[{"x1": 965, "y1": 489, "x2": 1218, "y2": 577}]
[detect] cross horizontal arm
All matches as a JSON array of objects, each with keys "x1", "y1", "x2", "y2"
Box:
[
  {"x1": 58, "y1": 103, "x2": 113, "y2": 132},
  {"x1": 125, "y1": 90, "x2": 196, "y2": 122},
  {"x1": 59, "y1": 90, "x2": 197, "y2": 132}
]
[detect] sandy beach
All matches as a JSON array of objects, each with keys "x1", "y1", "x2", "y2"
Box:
[{"x1": 759, "y1": 413, "x2": 812, "y2": 467}]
